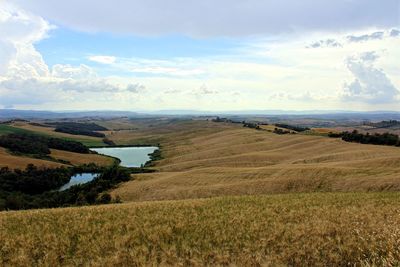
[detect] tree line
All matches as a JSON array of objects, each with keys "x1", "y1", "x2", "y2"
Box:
[
  {"x1": 0, "y1": 163, "x2": 131, "y2": 211},
  {"x1": 0, "y1": 133, "x2": 90, "y2": 155},
  {"x1": 329, "y1": 130, "x2": 400, "y2": 147},
  {"x1": 275, "y1": 123, "x2": 310, "y2": 132},
  {"x1": 47, "y1": 122, "x2": 108, "y2": 138}
]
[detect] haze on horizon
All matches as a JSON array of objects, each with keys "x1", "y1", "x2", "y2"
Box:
[{"x1": 0, "y1": 0, "x2": 399, "y2": 112}]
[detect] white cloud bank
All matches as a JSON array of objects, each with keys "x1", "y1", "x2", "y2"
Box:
[
  {"x1": 0, "y1": 2, "x2": 399, "y2": 111},
  {"x1": 12, "y1": 0, "x2": 400, "y2": 37},
  {"x1": 342, "y1": 52, "x2": 399, "y2": 104},
  {"x1": 0, "y1": 3, "x2": 144, "y2": 108}
]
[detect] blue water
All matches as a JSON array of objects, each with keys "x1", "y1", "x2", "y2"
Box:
[
  {"x1": 91, "y1": 146, "x2": 158, "y2": 167},
  {"x1": 59, "y1": 146, "x2": 158, "y2": 191},
  {"x1": 59, "y1": 173, "x2": 98, "y2": 191}
]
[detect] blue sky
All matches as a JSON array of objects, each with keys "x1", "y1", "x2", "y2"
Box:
[
  {"x1": 0, "y1": 0, "x2": 399, "y2": 111},
  {"x1": 37, "y1": 29, "x2": 242, "y2": 67}
]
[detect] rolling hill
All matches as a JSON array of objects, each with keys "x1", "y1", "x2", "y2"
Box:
[
  {"x1": 109, "y1": 120, "x2": 400, "y2": 201},
  {"x1": 1, "y1": 192, "x2": 399, "y2": 266}
]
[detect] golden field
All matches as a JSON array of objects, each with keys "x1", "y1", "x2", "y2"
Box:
[
  {"x1": 0, "y1": 146, "x2": 114, "y2": 170},
  {"x1": 0, "y1": 147, "x2": 63, "y2": 169},
  {"x1": 9, "y1": 122, "x2": 105, "y2": 146},
  {"x1": 110, "y1": 120, "x2": 400, "y2": 202},
  {"x1": 1, "y1": 192, "x2": 399, "y2": 266},
  {"x1": 1, "y1": 118, "x2": 400, "y2": 266}
]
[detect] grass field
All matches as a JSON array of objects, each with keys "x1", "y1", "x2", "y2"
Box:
[
  {"x1": 0, "y1": 123, "x2": 113, "y2": 169},
  {"x1": 109, "y1": 120, "x2": 400, "y2": 202},
  {"x1": 0, "y1": 147, "x2": 64, "y2": 169},
  {"x1": 0, "y1": 124, "x2": 36, "y2": 136},
  {"x1": 1, "y1": 192, "x2": 399, "y2": 266},
  {"x1": 7, "y1": 122, "x2": 105, "y2": 147},
  {"x1": 0, "y1": 147, "x2": 114, "y2": 169}
]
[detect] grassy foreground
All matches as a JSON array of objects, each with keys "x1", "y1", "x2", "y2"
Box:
[{"x1": 1, "y1": 192, "x2": 399, "y2": 266}]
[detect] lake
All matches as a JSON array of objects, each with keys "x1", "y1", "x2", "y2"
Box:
[
  {"x1": 59, "y1": 146, "x2": 158, "y2": 190},
  {"x1": 91, "y1": 146, "x2": 158, "y2": 167},
  {"x1": 59, "y1": 173, "x2": 98, "y2": 191}
]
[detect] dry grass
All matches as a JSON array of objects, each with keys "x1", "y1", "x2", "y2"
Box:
[
  {"x1": 10, "y1": 122, "x2": 104, "y2": 146},
  {"x1": 1, "y1": 192, "x2": 399, "y2": 266},
  {"x1": 0, "y1": 147, "x2": 64, "y2": 169},
  {"x1": 50, "y1": 149, "x2": 115, "y2": 166},
  {"x1": 110, "y1": 120, "x2": 400, "y2": 202},
  {"x1": 0, "y1": 147, "x2": 113, "y2": 169}
]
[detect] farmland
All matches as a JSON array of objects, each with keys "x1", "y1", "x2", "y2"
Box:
[
  {"x1": 0, "y1": 123, "x2": 113, "y2": 169},
  {"x1": 1, "y1": 192, "x2": 399, "y2": 266},
  {"x1": 1, "y1": 117, "x2": 400, "y2": 265},
  {"x1": 110, "y1": 120, "x2": 400, "y2": 201}
]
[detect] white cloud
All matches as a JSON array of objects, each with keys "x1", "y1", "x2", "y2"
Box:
[
  {"x1": 52, "y1": 64, "x2": 97, "y2": 79},
  {"x1": 342, "y1": 52, "x2": 399, "y2": 104},
  {"x1": 0, "y1": 4, "x2": 145, "y2": 108},
  {"x1": 307, "y1": 39, "x2": 342, "y2": 48},
  {"x1": 88, "y1": 55, "x2": 116, "y2": 64},
  {"x1": 347, "y1": 31, "x2": 385, "y2": 42},
  {"x1": 1, "y1": 3, "x2": 399, "y2": 111},
  {"x1": 12, "y1": 0, "x2": 400, "y2": 37}
]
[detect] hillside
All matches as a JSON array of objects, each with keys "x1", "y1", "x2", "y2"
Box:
[
  {"x1": 109, "y1": 120, "x2": 400, "y2": 201},
  {"x1": 0, "y1": 123, "x2": 113, "y2": 169},
  {"x1": 1, "y1": 192, "x2": 399, "y2": 266}
]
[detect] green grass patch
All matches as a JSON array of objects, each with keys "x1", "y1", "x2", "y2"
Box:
[{"x1": 0, "y1": 125, "x2": 34, "y2": 136}]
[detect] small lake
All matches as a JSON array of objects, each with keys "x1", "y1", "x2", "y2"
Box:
[
  {"x1": 59, "y1": 173, "x2": 98, "y2": 191},
  {"x1": 59, "y1": 146, "x2": 158, "y2": 191},
  {"x1": 91, "y1": 146, "x2": 158, "y2": 167}
]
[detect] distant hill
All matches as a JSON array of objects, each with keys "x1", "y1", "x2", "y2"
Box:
[
  {"x1": 1, "y1": 109, "x2": 400, "y2": 121},
  {"x1": 0, "y1": 109, "x2": 141, "y2": 120}
]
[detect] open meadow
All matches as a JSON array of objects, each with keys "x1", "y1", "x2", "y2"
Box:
[
  {"x1": 1, "y1": 118, "x2": 400, "y2": 265},
  {"x1": 109, "y1": 120, "x2": 400, "y2": 201},
  {"x1": 1, "y1": 192, "x2": 399, "y2": 266}
]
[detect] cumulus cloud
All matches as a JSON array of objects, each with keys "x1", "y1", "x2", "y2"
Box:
[
  {"x1": 194, "y1": 84, "x2": 218, "y2": 95},
  {"x1": 0, "y1": 3, "x2": 51, "y2": 77},
  {"x1": 347, "y1": 31, "x2": 385, "y2": 42},
  {"x1": 52, "y1": 64, "x2": 97, "y2": 79},
  {"x1": 342, "y1": 52, "x2": 399, "y2": 104},
  {"x1": 307, "y1": 39, "x2": 342, "y2": 48},
  {"x1": 0, "y1": 4, "x2": 144, "y2": 108},
  {"x1": 12, "y1": 0, "x2": 400, "y2": 37},
  {"x1": 269, "y1": 91, "x2": 321, "y2": 102},
  {"x1": 390, "y1": 29, "x2": 400, "y2": 37}
]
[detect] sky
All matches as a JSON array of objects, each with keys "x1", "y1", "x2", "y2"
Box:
[{"x1": 0, "y1": 0, "x2": 399, "y2": 111}]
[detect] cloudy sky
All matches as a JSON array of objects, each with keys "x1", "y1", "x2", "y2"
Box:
[{"x1": 0, "y1": 0, "x2": 399, "y2": 111}]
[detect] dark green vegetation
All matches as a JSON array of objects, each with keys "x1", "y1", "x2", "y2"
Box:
[
  {"x1": 243, "y1": 122, "x2": 261, "y2": 129},
  {"x1": 0, "y1": 123, "x2": 106, "y2": 147},
  {"x1": 47, "y1": 122, "x2": 108, "y2": 137},
  {"x1": 363, "y1": 120, "x2": 400, "y2": 128},
  {"x1": 0, "y1": 133, "x2": 89, "y2": 155},
  {"x1": 144, "y1": 148, "x2": 162, "y2": 167},
  {"x1": 0, "y1": 164, "x2": 70, "y2": 196},
  {"x1": 211, "y1": 117, "x2": 242, "y2": 124},
  {"x1": 273, "y1": 127, "x2": 292, "y2": 134},
  {"x1": 329, "y1": 130, "x2": 400, "y2": 147},
  {"x1": 0, "y1": 124, "x2": 34, "y2": 136},
  {"x1": 275, "y1": 123, "x2": 310, "y2": 132},
  {"x1": 0, "y1": 164, "x2": 131, "y2": 211}
]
